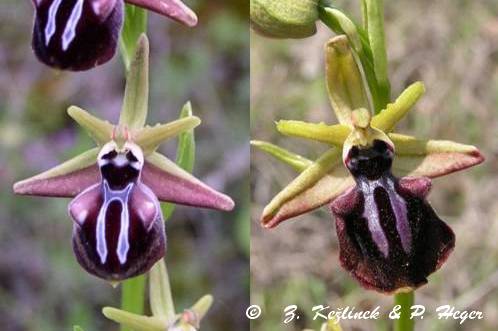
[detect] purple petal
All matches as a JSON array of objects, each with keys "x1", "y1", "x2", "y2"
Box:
[
  {"x1": 126, "y1": 0, "x2": 198, "y2": 27},
  {"x1": 13, "y1": 165, "x2": 100, "y2": 198},
  {"x1": 32, "y1": 0, "x2": 122, "y2": 70},
  {"x1": 142, "y1": 161, "x2": 234, "y2": 211}
]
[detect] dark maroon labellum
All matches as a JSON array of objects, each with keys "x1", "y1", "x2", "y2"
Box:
[
  {"x1": 69, "y1": 142, "x2": 165, "y2": 281},
  {"x1": 32, "y1": 0, "x2": 122, "y2": 71},
  {"x1": 331, "y1": 140, "x2": 455, "y2": 293}
]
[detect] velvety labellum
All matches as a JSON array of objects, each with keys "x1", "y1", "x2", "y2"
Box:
[
  {"x1": 331, "y1": 140, "x2": 455, "y2": 293},
  {"x1": 32, "y1": 0, "x2": 122, "y2": 70},
  {"x1": 69, "y1": 143, "x2": 165, "y2": 281}
]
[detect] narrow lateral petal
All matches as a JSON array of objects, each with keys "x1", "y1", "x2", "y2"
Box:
[
  {"x1": 276, "y1": 120, "x2": 351, "y2": 146},
  {"x1": 143, "y1": 152, "x2": 234, "y2": 211},
  {"x1": 371, "y1": 82, "x2": 425, "y2": 132},
  {"x1": 391, "y1": 134, "x2": 484, "y2": 178},
  {"x1": 261, "y1": 148, "x2": 343, "y2": 226},
  {"x1": 135, "y1": 116, "x2": 201, "y2": 155},
  {"x1": 326, "y1": 35, "x2": 370, "y2": 126},
  {"x1": 251, "y1": 140, "x2": 312, "y2": 172},
  {"x1": 13, "y1": 148, "x2": 100, "y2": 198},
  {"x1": 125, "y1": 0, "x2": 198, "y2": 27},
  {"x1": 190, "y1": 295, "x2": 213, "y2": 322},
  {"x1": 264, "y1": 168, "x2": 354, "y2": 228},
  {"x1": 68, "y1": 106, "x2": 114, "y2": 146},
  {"x1": 120, "y1": 34, "x2": 149, "y2": 130}
]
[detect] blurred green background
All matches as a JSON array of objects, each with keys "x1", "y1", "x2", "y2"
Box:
[
  {"x1": 251, "y1": 0, "x2": 498, "y2": 330},
  {"x1": 0, "y1": 1, "x2": 249, "y2": 330}
]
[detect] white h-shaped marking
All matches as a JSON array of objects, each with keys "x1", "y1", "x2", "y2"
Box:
[{"x1": 96, "y1": 181, "x2": 133, "y2": 265}]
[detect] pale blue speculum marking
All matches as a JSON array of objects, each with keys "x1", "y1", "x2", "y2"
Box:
[
  {"x1": 44, "y1": 0, "x2": 63, "y2": 46},
  {"x1": 96, "y1": 181, "x2": 133, "y2": 265},
  {"x1": 62, "y1": 0, "x2": 84, "y2": 51},
  {"x1": 360, "y1": 176, "x2": 410, "y2": 258}
]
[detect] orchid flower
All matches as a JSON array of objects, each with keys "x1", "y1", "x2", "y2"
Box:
[
  {"x1": 13, "y1": 35, "x2": 234, "y2": 282},
  {"x1": 252, "y1": 35, "x2": 484, "y2": 294},
  {"x1": 31, "y1": 0, "x2": 198, "y2": 70},
  {"x1": 103, "y1": 259, "x2": 213, "y2": 331}
]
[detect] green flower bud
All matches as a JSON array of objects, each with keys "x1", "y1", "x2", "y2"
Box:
[{"x1": 250, "y1": 0, "x2": 319, "y2": 38}]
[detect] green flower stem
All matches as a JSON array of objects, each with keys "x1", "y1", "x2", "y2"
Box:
[
  {"x1": 121, "y1": 276, "x2": 147, "y2": 331},
  {"x1": 394, "y1": 291, "x2": 415, "y2": 331},
  {"x1": 364, "y1": 0, "x2": 390, "y2": 110},
  {"x1": 119, "y1": 7, "x2": 148, "y2": 331},
  {"x1": 120, "y1": 5, "x2": 148, "y2": 70},
  {"x1": 319, "y1": 0, "x2": 391, "y2": 113},
  {"x1": 162, "y1": 102, "x2": 196, "y2": 220}
]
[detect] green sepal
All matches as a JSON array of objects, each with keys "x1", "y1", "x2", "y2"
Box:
[
  {"x1": 251, "y1": 140, "x2": 312, "y2": 172},
  {"x1": 135, "y1": 116, "x2": 200, "y2": 156},
  {"x1": 371, "y1": 81, "x2": 425, "y2": 132},
  {"x1": 262, "y1": 147, "x2": 342, "y2": 225},
  {"x1": 276, "y1": 120, "x2": 350, "y2": 146},
  {"x1": 325, "y1": 36, "x2": 370, "y2": 126}
]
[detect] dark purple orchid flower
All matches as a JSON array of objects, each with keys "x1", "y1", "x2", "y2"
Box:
[
  {"x1": 14, "y1": 36, "x2": 234, "y2": 282},
  {"x1": 31, "y1": 0, "x2": 197, "y2": 70},
  {"x1": 69, "y1": 141, "x2": 165, "y2": 281},
  {"x1": 332, "y1": 138, "x2": 455, "y2": 293},
  {"x1": 252, "y1": 36, "x2": 484, "y2": 294}
]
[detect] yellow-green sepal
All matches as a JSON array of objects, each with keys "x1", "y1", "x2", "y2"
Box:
[
  {"x1": 261, "y1": 148, "x2": 354, "y2": 227},
  {"x1": 251, "y1": 140, "x2": 312, "y2": 172},
  {"x1": 371, "y1": 82, "x2": 425, "y2": 132},
  {"x1": 325, "y1": 36, "x2": 370, "y2": 126},
  {"x1": 276, "y1": 120, "x2": 351, "y2": 146}
]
